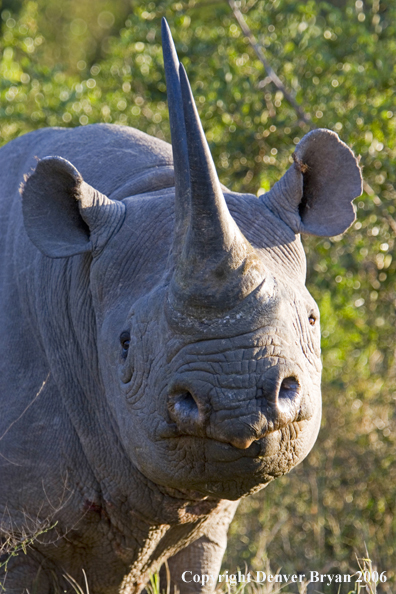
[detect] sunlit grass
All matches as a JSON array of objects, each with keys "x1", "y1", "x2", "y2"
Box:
[{"x1": 64, "y1": 570, "x2": 90, "y2": 594}]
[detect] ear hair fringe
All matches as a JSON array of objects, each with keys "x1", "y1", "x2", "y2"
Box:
[{"x1": 292, "y1": 153, "x2": 309, "y2": 174}]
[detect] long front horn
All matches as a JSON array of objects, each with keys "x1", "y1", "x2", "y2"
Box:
[
  {"x1": 179, "y1": 63, "x2": 237, "y2": 260},
  {"x1": 161, "y1": 18, "x2": 190, "y2": 257},
  {"x1": 168, "y1": 61, "x2": 265, "y2": 315}
]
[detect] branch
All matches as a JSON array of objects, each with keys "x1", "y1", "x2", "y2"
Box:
[{"x1": 228, "y1": 0, "x2": 312, "y2": 126}]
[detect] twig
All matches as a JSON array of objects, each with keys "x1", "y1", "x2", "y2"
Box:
[
  {"x1": 228, "y1": 0, "x2": 312, "y2": 125},
  {"x1": 0, "y1": 373, "x2": 50, "y2": 441}
]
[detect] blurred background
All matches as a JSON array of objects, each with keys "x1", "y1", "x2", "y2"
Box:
[{"x1": 0, "y1": 0, "x2": 394, "y2": 591}]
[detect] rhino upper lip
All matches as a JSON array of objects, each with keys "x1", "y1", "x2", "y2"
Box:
[
  {"x1": 159, "y1": 420, "x2": 303, "y2": 463},
  {"x1": 204, "y1": 437, "x2": 262, "y2": 461},
  {"x1": 159, "y1": 429, "x2": 269, "y2": 461}
]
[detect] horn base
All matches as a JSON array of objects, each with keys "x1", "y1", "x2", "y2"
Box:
[{"x1": 170, "y1": 230, "x2": 267, "y2": 319}]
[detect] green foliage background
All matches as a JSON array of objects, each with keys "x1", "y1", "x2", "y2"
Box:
[{"x1": 0, "y1": 0, "x2": 394, "y2": 590}]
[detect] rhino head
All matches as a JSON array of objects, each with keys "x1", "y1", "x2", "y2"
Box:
[{"x1": 22, "y1": 19, "x2": 362, "y2": 501}]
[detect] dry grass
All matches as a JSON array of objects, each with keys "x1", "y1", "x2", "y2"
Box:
[{"x1": 0, "y1": 516, "x2": 56, "y2": 592}]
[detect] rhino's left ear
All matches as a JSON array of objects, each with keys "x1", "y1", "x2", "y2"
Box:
[
  {"x1": 22, "y1": 157, "x2": 126, "y2": 258},
  {"x1": 261, "y1": 129, "x2": 362, "y2": 237}
]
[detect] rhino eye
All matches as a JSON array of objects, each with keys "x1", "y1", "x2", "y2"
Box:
[
  {"x1": 308, "y1": 314, "x2": 316, "y2": 327},
  {"x1": 120, "y1": 331, "x2": 131, "y2": 358}
]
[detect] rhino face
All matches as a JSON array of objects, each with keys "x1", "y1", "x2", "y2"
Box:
[
  {"x1": 97, "y1": 268, "x2": 323, "y2": 500},
  {"x1": 22, "y1": 19, "x2": 362, "y2": 501}
]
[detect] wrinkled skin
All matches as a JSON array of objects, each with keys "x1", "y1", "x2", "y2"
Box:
[{"x1": 0, "y1": 22, "x2": 362, "y2": 594}]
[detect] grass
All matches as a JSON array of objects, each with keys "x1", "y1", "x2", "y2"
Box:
[{"x1": 63, "y1": 570, "x2": 90, "y2": 594}]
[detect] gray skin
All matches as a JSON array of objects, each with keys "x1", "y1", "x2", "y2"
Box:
[{"x1": 0, "y1": 20, "x2": 362, "y2": 594}]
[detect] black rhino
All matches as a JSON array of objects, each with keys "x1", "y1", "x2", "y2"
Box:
[{"x1": 0, "y1": 19, "x2": 362, "y2": 594}]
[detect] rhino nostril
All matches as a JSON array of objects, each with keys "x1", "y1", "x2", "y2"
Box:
[
  {"x1": 278, "y1": 376, "x2": 301, "y2": 407},
  {"x1": 169, "y1": 391, "x2": 200, "y2": 425}
]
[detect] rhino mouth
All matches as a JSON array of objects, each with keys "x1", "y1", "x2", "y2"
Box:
[
  {"x1": 153, "y1": 424, "x2": 309, "y2": 500},
  {"x1": 204, "y1": 424, "x2": 302, "y2": 462},
  {"x1": 160, "y1": 420, "x2": 305, "y2": 462}
]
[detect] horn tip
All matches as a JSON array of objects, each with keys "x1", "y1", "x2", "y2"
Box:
[
  {"x1": 161, "y1": 16, "x2": 169, "y2": 31},
  {"x1": 161, "y1": 17, "x2": 177, "y2": 62},
  {"x1": 161, "y1": 17, "x2": 170, "y2": 42}
]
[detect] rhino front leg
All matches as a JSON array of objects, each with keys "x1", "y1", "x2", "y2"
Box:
[
  {"x1": 160, "y1": 501, "x2": 239, "y2": 593},
  {"x1": 160, "y1": 534, "x2": 226, "y2": 593}
]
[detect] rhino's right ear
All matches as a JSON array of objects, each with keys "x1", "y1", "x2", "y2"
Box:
[
  {"x1": 22, "y1": 157, "x2": 125, "y2": 258},
  {"x1": 261, "y1": 129, "x2": 362, "y2": 237}
]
